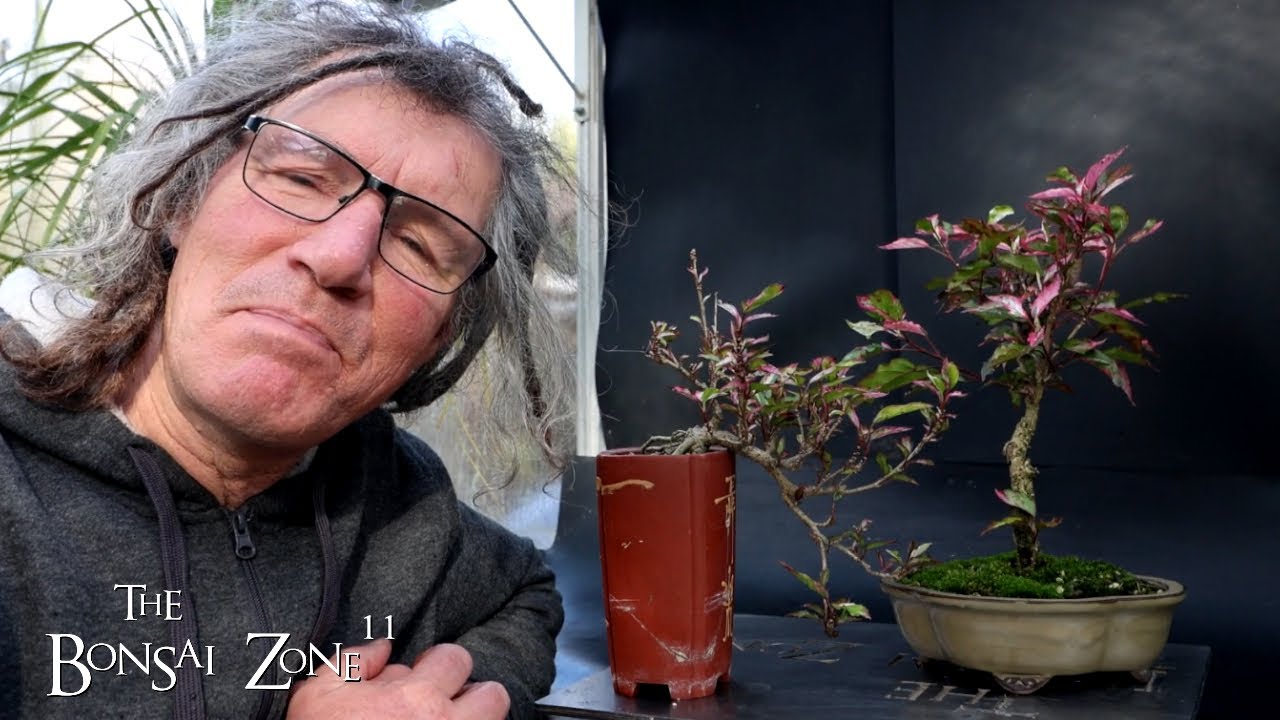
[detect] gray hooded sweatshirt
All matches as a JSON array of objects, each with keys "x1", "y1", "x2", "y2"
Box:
[{"x1": 0, "y1": 348, "x2": 562, "y2": 719}]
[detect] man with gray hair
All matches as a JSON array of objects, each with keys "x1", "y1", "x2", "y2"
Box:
[{"x1": 0, "y1": 1, "x2": 574, "y2": 718}]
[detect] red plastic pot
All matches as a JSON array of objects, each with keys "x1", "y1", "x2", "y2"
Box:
[{"x1": 595, "y1": 447, "x2": 736, "y2": 700}]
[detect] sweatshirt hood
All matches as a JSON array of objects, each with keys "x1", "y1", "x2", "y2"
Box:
[
  {"x1": 0, "y1": 325, "x2": 345, "y2": 720},
  {"x1": 0, "y1": 347, "x2": 328, "y2": 520}
]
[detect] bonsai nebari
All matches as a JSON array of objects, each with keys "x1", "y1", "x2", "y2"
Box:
[
  {"x1": 643, "y1": 249, "x2": 964, "y2": 635},
  {"x1": 883, "y1": 148, "x2": 1181, "y2": 591}
]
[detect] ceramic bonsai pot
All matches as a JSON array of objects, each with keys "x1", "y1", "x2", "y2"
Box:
[
  {"x1": 880, "y1": 575, "x2": 1186, "y2": 694},
  {"x1": 595, "y1": 447, "x2": 736, "y2": 700}
]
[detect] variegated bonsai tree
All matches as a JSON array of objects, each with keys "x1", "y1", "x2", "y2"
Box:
[
  {"x1": 643, "y1": 249, "x2": 964, "y2": 635},
  {"x1": 882, "y1": 148, "x2": 1182, "y2": 594}
]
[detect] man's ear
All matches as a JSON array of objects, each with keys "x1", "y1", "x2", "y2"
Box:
[{"x1": 159, "y1": 240, "x2": 178, "y2": 271}]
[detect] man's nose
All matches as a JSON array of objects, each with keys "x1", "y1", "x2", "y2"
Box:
[{"x1": 286, "y1": 191, "x2": 382, "y2": 297}]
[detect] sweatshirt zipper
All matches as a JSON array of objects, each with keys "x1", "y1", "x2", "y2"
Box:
[{"x1": 229, "y1": 506, "x2": 277, "y2": 720}]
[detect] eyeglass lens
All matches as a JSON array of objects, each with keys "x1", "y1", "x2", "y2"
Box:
[{"x1": 243, "y1": 121, "x2": 487, "y2": 293}]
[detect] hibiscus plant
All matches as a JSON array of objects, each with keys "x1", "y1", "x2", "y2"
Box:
[
  {"x1": 643, "y1": 249, "x2": 964, "y2": 635},
  {"x1": 882, "y1": 147, "x2": 1182, "y2": 576}
]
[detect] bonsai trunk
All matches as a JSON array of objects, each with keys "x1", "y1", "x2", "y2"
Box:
[{"x1": 1003, "y1": 386, "x2": 1043, "y2": 572}]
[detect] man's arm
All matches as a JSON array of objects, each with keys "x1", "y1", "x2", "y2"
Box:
[{"x1": 443, "y1": 505, "x2": 564, "y2": 720}]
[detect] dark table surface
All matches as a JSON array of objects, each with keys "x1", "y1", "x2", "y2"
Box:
[{"x1": 537, "y1": 613, "x2": 1210, "y2": 720}]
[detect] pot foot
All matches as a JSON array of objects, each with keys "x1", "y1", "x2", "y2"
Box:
[
  {"x1": 993, "y1": 673, "x2": 1051, "y2": 695},
  {"x1": 610, "y1": 674, "x2": 725, "y2": 700},
  {"x1": 1131, "y1": 668, "x2": 1153, "y2": 683},
  {"x1": 667, "y1": 675, "x2": 722, "y2": 700}
]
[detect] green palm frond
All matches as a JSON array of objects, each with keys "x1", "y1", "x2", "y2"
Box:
[{"x1": 0, "y1": 0, "x2": 199, "y2": 274}]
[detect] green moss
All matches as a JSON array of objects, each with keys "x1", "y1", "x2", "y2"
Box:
[{"x1": 901, "y1": 552, "x2": 1156, "y2": 599}]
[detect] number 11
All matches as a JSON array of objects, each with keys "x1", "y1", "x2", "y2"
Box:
[{"x1": 364, "y1": 614, "x2": 395, "y2": 640}]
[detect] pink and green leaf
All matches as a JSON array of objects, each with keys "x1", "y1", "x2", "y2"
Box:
[
  {"x1": 980, "y1": 294, "x2": 1028, "y2": 320},
  {"x1": 781, "y1": 562, "x2": 827, "y2": 598},
  {"x1": 1094, "y1": 305, "x2": 1145, "y2": 325},
  {"x1": 1080, "y1": 147, "x2": 1126, "y2": 194},
  {"x1": 880, "y1": 237, "x2": 932, "y2": 251},
  {"x1": 1062, "y1": 338, "x2": 1104, "y2": 354},
  {"x1": 742, "y1": 312, "x2": 778, "y2": 326},
  {"x1": 1030, "y1": 274, "x2": 1062, "y2": 318},
  {"x1": 1084, "y1": 349, "x2": 1135, "y2": 403},
  {"x1": 1126, "y1": 218, "x2": 1164, "y2": 244},
  {"x1": 981, "y1": 514, "x2": 1026, "y2": 535},
  {"x1": 858, "y1": 289, "x2": 907, "y2": 322},
  {"x1": 884, "y1": 319, "x2": 926, "y2": 336},
  {"x1": 716, "y1": 300, "x2": 741, "y2": 324},
  {"x1": 1029, "y1": 186, "x2": 1078, "y2": 202},
  {"x1": 995, "y1": 487, "x2": 1037, "y2": 516},
  {"x1": 742, "y1": 283, "x2": 785, "y2": 313}
]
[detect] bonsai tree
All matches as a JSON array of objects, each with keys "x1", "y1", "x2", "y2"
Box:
[
  {"x1": 882, "y1": 147, "x2": 1182, "y2": 589},
  {"x1": 643, "y1": 249, "x2": 964, "y2": 635}
]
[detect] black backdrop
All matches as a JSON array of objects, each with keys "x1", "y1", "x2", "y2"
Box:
[{"x1": 591, "y1": 1, "x2": 1280, "y2": 717}]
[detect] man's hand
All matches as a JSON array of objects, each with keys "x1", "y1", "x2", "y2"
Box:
[{"x1": 285, "y1": 639, "x2": 511, "y2": 720}]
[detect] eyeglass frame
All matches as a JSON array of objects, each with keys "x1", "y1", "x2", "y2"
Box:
[{"x1": 239, "y1": 114, "x2": 498, "y2": 294}]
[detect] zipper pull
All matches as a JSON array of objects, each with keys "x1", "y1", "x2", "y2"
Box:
[{"x1": 230, "y1": 507, "x2": 257, "y2": 560}]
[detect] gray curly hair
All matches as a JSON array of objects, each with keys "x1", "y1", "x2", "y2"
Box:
[{"x1": 2, "y1": 0, "x2": 576, "y2": 468}]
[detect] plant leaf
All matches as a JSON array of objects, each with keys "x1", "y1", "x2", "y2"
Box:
[
  {"x1": 944, "y1": 359, "x2": 960, "y2": 389},
  {"x1": 1085, "y1": 349, "x2": 1135, "y2": 403},
  {"x1": 981, "y1": 514, "x2": 1025, "y2": 535},
  {"x1": 860, "y1": 357, "x2": 926, "y2": 392},
  {"x1": 742, "y1": 283, "x2": 784, "y2": 313},
  {"x1": 994, "y1": 252, "x2": 1042, "y2": 276},
  {"x1": 857, "y1": 289, "x2": 906, "y2": 322},
  {"x1": 880, "y1": 237, "x2": 931, "y2": 250},
  {"x1": 995, "y1": 487, "x2": 1037, "y2": 516},
  {"x1": 1122, "y1": 291, "x2": 1187, "y2": 309},
  {"x1": 832, "y1": 600, "x2": 871, "y2": 621},
  {"x1": 1080, "y1": 147, "x2": 1126, "y2": 194},
  {"x1": 988, "y1": 205, "x2": 1015, "y2": 223},
  {"x1": 1030, "y1": 274, "x2": 1062, "y2": 318},
  {"x1": 1048, "y1": 166, "x2": 1077, "y2": 184},
  {"x1": 981, "y1": 342, "x2": 1029, "y2": 380},
  {"x1": 1029, "y1": 186, "x2": 1078, "y2": 201},
  {"x1": 846, "y1": 320, "x2": 883, "y2": 338},
  {"x1": 974, "y1": 294, "x2": 1027, "y2": 320},
  {"x1": 780, "y1": 562, "x2": 827, "y2": 599},
  {"x1": 873, "y1": 402, "x2": 932, "y2": 424}
]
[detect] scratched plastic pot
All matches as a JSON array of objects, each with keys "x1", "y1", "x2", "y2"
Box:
[{"x1": 594, "y1": 447, "x2": 736, "y2": 700}]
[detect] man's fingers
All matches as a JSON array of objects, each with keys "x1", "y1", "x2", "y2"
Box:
[
  {"x1": 339, "y1": 638, "x2": 394, "y2": 682},
  {"x1": 452, "y1": 680, "x2": 511, "y2": 719},
  {"x1": 289, "y1": 638, "x2": 393, "y2": 698},
  {"x1": 411, "y1": 643, "x2": 474, "y2": 694},
  {"x1": 371, "y1": 663, "x2": 413, "y2": 683}
]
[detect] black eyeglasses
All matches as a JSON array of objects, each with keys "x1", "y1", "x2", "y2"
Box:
[{"x1": 240, "y1": 115, "x2": 497, "y2": 294}]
